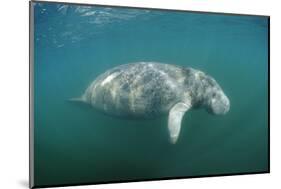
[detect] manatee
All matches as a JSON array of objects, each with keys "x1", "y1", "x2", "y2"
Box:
[{"x1": 71, "y1": 62, "x2": 230, "y2": 144}]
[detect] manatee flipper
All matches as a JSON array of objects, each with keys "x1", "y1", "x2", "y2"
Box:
[{"x1": 168, "y1": 102, "x2": 191, "y2": 144}]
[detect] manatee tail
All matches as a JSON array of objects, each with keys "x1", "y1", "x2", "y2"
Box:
[{"x1": 68, "y1": 95, "x2": 86, "y2": 103}]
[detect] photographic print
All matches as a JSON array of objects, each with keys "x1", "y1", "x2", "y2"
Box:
[{"x1": 30, "y1": 1, "x2": 269, "y2": 188}]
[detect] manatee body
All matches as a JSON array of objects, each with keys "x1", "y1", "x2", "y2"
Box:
[{"x1": 72, "y1": 62, "x2": 230, "y2": 143}]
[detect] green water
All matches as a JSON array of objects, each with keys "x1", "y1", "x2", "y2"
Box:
[{"x1": 32, "y1": 2, "x2": 269, "y2": 187}]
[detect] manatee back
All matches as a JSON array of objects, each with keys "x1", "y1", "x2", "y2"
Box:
[{"x1": 86, "y1": 62, "x2": 184, "y2": 118}]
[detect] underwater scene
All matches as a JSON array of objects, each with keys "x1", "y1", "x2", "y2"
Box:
[{"x1": 32, "y1": 1, "x2": 269, "y2": 187}]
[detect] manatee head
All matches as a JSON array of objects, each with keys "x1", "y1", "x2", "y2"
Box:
[
  {"x1": 207, "y1": 90, "x2": 230, "y2": 115},
  {"x1": 203, "y1": 77, "x2": 230, "y2": 115}
]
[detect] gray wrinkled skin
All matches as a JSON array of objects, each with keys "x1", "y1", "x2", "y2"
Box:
[{"x1": 78, "y1": 62, "x2": 230, "y2": 118}]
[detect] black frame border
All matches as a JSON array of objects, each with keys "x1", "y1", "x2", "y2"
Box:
[{"x1": 29, "y1": 0, "x2": 270, "y2": 188}]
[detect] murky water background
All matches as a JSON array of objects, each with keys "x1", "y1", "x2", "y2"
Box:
[{"x1": 32, "y1": 2, "x2": 269, "y2": 186}]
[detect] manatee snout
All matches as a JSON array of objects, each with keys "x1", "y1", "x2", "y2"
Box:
[{"x1": 208, "y1": 92, "x2": 230, "y2": 115}]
